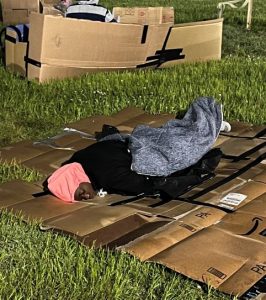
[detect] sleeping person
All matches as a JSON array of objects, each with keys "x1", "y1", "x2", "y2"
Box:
[{"x1": 45, "y1": 97, "x2": 230, "y2": 203}]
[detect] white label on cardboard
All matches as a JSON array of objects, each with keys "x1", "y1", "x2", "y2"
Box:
[
  {"x1": 217, "y1": 203, "x2": 234, "y2": 211},
  {"x1": 220, "y1": 193, "x2": 247, "y2": 206}
]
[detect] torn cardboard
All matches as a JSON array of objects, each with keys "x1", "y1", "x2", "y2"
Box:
[{"x1": 112, "y1": 7, "x2": 174, "y2": 25}]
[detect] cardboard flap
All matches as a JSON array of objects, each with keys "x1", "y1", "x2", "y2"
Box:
[
  {"x1": 7, "y1": 195, "x2": 89, "y2": 221},
  {"x1": 113, "y1": 7, "x2": 174, "y2": 25},
  {"x1": 150, "y1": 227, "x2": 266, "y2": 290},
  {"x1": 160, "y1": 18, "x2": 223, "y2": 67},
  {"x1": 2, "y1": 0, "x2": 39, "y2": 10},
  {"x1": 42, "y1": 205, "x2": 139, "y2": 237},
  {"x1": 0, "y1": 180, "x2": 42, "y2": 209},
  {"x1": 123, "y1": 206, "x2": 226, "y2": 260},
  {"x1": 82, "y1": 213, "x2": 171, "y2": 248}
]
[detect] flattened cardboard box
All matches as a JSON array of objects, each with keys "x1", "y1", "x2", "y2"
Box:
[
  {"x1": 0, "y1": 109, "x2": 265, "y2": 297},
  {"x1": 1, "y1": 0, "x2": 40, "y2": 25},
  {"x1": 112, "y1": 7, "x2": 174, "y2": 25},
  {"x1": 8, "y1": 12, "x2": 222, "y2": 82}
]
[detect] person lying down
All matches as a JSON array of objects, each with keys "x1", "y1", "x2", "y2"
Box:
[{"x1": 44, "y1": 97, "x2": 231, "y2": 203}]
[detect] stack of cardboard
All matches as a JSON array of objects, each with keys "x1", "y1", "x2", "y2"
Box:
[{"x1": 3, "y1": 3, "x2": 223, "y2": 83}]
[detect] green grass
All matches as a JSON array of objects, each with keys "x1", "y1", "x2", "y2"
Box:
[
  {"x1": 0, "y1": 210, "x2": 232, "y2": 300},
  {"x1": 0, "y1": 0, "x2": 265, "y2": 299}
]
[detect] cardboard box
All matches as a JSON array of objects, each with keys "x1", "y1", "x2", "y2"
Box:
[
  {"x1": 26, "y1": 13, "x2": 172, "y2": 82},
  {"x1": 5, "y1": 28, "x2": 28, "y2": 76},
  {"x1": 5, "y1": 11, "x2": 223, "y2": 82},
  {"x1": 160, "y1": 18, "x2": 223, "y2": 67},
  {"x1": 113, "y1": 7, "x2": 174, "y2": 25},
  {"x1": 1, "y1": 0, "x2": 40, "y2": 25},
  {"x1": 27, "y1": 13, "x2": 223, "y2": 82}
]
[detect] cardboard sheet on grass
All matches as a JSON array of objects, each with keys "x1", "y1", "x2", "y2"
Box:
[
  {"x1": 0, "y1": 107, "x2": 265, "y2": 298},
  {"x1": 5, "y1": 11, "x2": 223, "y2": 82}
]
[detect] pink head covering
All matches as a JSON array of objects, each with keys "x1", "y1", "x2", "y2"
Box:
[{"x1": 48, "y1": 162, "x2": 90, "y2": 203}]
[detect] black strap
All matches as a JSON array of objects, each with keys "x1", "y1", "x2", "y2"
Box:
[
  {"x1": 137, "y1": 27, "x2": 185, "y2": 68},
  {"x1": 179, "y1": 151, "x2": 266, "y2": 202},
  {"x1": 0, "y1": 26, "x2": 23, "y2": 67},
  {"x1": 24, "y1": 56, "x2": 42, "y2": 68}
]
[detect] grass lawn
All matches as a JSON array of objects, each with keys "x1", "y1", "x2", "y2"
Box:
[{"x1": 0, "y1": 0, "x2": 265, "y2": 299}]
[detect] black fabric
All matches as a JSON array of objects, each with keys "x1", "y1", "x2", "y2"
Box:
[
  {"x1": 95, "y1": 124, "x2": 120, "y2": 141},
  {"x1": 64, "y1": 140, "x2": 155, "y2": 195},
  {"x1": 62, "y1": 138, "x2": 222, "y2": 198},
  {"x1": 66, "y1": 12, "x2": 105, "y2": 22}
]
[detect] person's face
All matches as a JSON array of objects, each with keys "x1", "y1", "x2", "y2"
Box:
[{"x1": 74, "y1": 182, "x2": 96, "y2": 201}]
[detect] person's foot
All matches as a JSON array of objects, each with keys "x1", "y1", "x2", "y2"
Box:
[{"x1": 220, "y1": 121, "x2": 231, "y2": 132}]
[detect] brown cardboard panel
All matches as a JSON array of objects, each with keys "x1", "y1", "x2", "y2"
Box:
[
  {"x1": 218, "y1": 138, "x2": 265, "y2": 157},
  {"x1": 2, "y1": 7, "x2": 38, "y2": 25},
  {"x1": 213, "y1": 135, "x2": 231, "y2": 147},
  {"x1": 0, "y1": 180, "x2": 42, "y2": 209},
  {"x1": 216, "y1": 181, "x2": 266, "y2": 210},
  {"x1": 113, "y1": 7, "x2": 174, "y2": 25},
  {"x1": 253, "y1": 170, "x2": 266, "y2": 184},
  {"x1": 158, "y1": 202, "x2": 199, "y2": 218},
  {"x1": 125, "y1": 198, "x2": 196, "y2": 217},
  {"x1": 42, "y1": 205, "x2": 139, "y2": 238},
  {"x1": 124, "y1": 207, "x2": 226, "y2": 261},
  {"x1": 111, "y1": 106, "x2": 145, "y2": 123},
  {"x1": 63, "y1": 138, "x2": 95, "y2": 152},
  {"x1": 237, "y1": 192, "x2": 266, "y2": 216},
  {"x1": 28, "y1": 14, "x2": 169, "y2": 68},
  {"x1": 216, "y1": 157, "x2": 252, "y2": 171},
  {"x1": 180, "y1": 176, "x2": 246, "y2": 203},
  {"x1": 220, "y1": 121, "x2": 252, "y2": 137},
  {"x1": 161, "y1": 19, "x2": 223, "y2": 67},
  {"x1": 150, "y1": 227, "x2": 266, "y2": 293},
  {"x1": 27, "y1": 63, "x2": 134, "y2": 83},
  {"x1": 215, "y1": 211, "x2": 266, "y2": 242},
  {"x1": 7, "y1": 195, "x2": 89, "y2": 222},
  {"x1": 218, "y1": 260, "x2": 266, "y2": 296},
  {"x1": 2, "y1": 0, "x2": 39, "y2": 9},
  {"x1": 41, "y1": 3, "x2": 62, "y2": 16},
  {"x1": 237, "y1": 164, "x2": 266, "y2": 181},
  {"x1": 0, "y1": 140, "x2": 53, "y2": 163},
  {"x1": 117, "y1": 113, "x2": 175, "y2": 129},
  {"x1": 23, "y1": 148, "x2": 75, "y2": 174},
  {"x1": 82, "y1": 214, "x2": 171, "y2": 248},
  {"x1": 66, "y1": 115, "x2": 121, "y2": 133},
  {"x1": 5, "y1": 29, "x2": 27, "y2": 77},
  {"x1": 222, "y1": 123, "x2": 266, "y2": 138},
  {"x1": 34, "y1": 132, "x2": 86, "y2": 149},
  {"x1": 212, "y1": 161, "x2": 266, "y2": 182},
  {"x1": 239, "y1": 125, "x2": 266, "y2": 139},
  {"x1": 186, "y1": 180, "x2": 266, "y2": 211}
]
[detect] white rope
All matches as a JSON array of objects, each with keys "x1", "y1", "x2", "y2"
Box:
[
  {"x1": 218, "y1": 0, "x2": 250, "y2": 17},
  {"x1": 217, "y1": 0, "x2": 253, "y2": 29}
]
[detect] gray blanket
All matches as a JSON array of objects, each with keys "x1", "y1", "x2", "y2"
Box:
[{"x1": 102, "y1": 97, "x2": 223, "y2": 176}]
